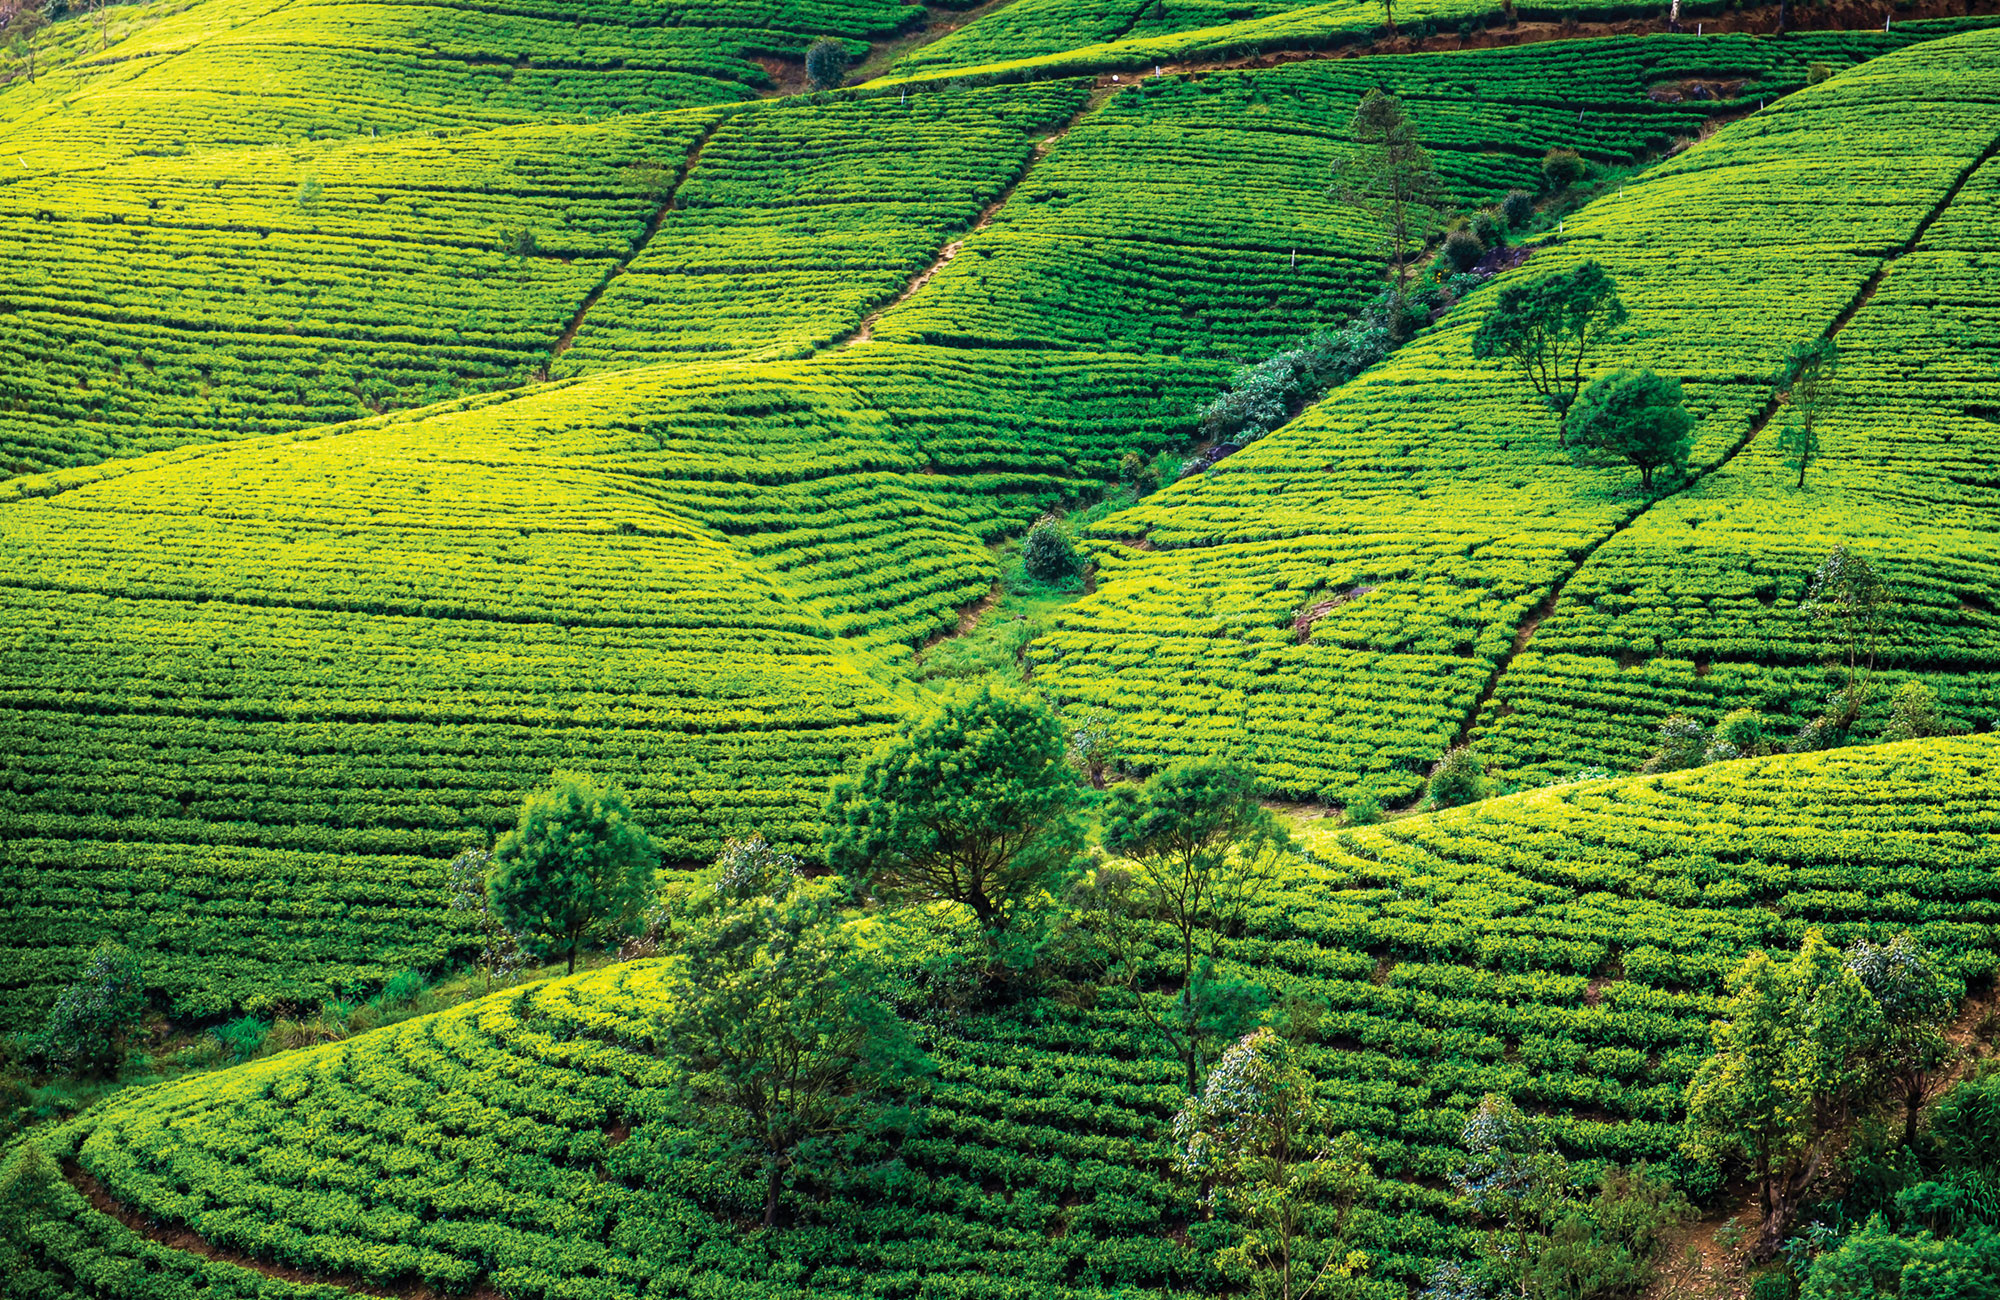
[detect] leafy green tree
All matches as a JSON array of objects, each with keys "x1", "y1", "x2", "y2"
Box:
[
  {"x1": 1021, "y1": 518, "x2": 1082, "y2": 584},
  {"x1": 1101, "y1": 759, "x2": 1291, "y2": 1093},
  {"x1": 1471, "y1": 260, "x2": 1629, "y2": 445},
  {"x1": 1684, "y1": 930, "x2": 1885, "y2": 1258},
  {"x1": 1570, "y1": 368, "x2": 1693, "y2": 491},
  {"x1": 1450, "y1": 1095, "x2": 1693, "y2": 1300},
  {"x1": 1845, "y1": 933, "x2": 1960, "y2": 1147},
  {"x1": 488, "y1": 774, "x2": 659, "y2": 974},
  {"x1": 0, "y1": 1143, "x2": 58, "y2": 1275},
  {"x1": 804, "y1": 36, "x2": 849, "y2": 91},
  {"x1": 660, "y1": 874, "x2": 924, "y2": 1228},
  {"x1": 1060, "y1": 704, "x2": 1124, "y2": 790},
  {"x1": 1704, "y1": 708, "x2": 1766, "y2": 764},
  {"x1": 28, "y1": 940, "x2": 145, "y2": 1079},
  {"x1": 1427, "y1": 744, "x2": 1488, "y2": 808},
  {"x1": 1541, "y1": 147, "x2": 1588, "y2": 191},
  {"x1": 1175, "y1": 1028, "x2": 1375, "y2": 1300},
  {"x1": 825, "y1": 685, "x2": 1084, "y2": 935},
  {"x1": 446, "y1": 847, "x2": 526, "y2": 992},
  {"x1": 1331, "y1": 90, "x2": 1443, "y2": 288},
  {"x1": 1642, "y1": 713, "x2": 1705, "y2": 773},
  {"x1": 1801, "y1": 545, "x2": 1892, "y2": 735},
  {"x1": 1778, "y1": 338, "x2": 1839, "y2": 489}
]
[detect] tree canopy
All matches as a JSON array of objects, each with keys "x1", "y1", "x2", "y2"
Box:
[
  {"x1": 487, "y1": 773, "x2": 658, "y2": 973},
  {"x1": 824, "y1": 685, "x2": 1084, "y2": 937},
  {"x1": 1569, "y1": 367, "x2": 1694, "y2": 490},
  {"x1": 1331, "y1": 90, "x2": 1443, "y2": 287},
  {"x1": 1470, "y1": 259, "x2": 1628, "y2": 444}
]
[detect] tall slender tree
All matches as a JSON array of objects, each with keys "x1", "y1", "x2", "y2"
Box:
[
  {"x1": 1778, "y1": 338, "x2": 1839, "y2": 488},
  {"x1": 1331, "y1": 91, "x2": 1443, "y2": 291}
]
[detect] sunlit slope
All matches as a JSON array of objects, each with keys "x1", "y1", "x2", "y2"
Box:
[
  {"x1": 0, "y1": 82, "x2": 1083, "y2": 475},
  {"x1": 1482, "y1": 130, "x2": 2000, "y2": 780},
  {"x1": 1030, "y1": 29, "x2": 2000, "y2": 804},
  {"x1": 22, "y1": 736, "x2": 2000, "y2": 1300}
]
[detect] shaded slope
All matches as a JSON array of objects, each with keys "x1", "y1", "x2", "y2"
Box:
[{"x1": 18, "y1": 736, "x2": 2000, "y2": 1299}]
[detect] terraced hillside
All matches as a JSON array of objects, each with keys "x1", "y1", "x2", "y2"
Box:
[
  {"x1": 1039, "y1": 27, "x2": 2000, "y2": 803},
  {"x1": 17, "y1": 736, "x2": 2000, "y2": 1299},
  {"x1": 6, "y1": 16, "x2": 1895, "y2": 1023}
]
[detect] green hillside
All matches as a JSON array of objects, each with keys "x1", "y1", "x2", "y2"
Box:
[{"x1": 16, "y1": 737, "x2": 1999, "y2": 1299}]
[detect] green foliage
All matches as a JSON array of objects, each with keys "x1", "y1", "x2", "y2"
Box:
[
  {"x1": 1427, "y1": 745, "x2": 1489, "y2": 809},
  {"x1": 1542, "y1": 147, "x2": 1588, "y2": 191},
  {"x1": 1197, "y1": 303, "x2": 1397, "y2": 444},
  {"x1": 1470, "y1": 259, "x2": 1629, "y2": 444},
  {"x1": 1643, "y1": 713, "x2": 1707, "y2": 773},
  {"x1": 1684, "y1": 930, "x2": 1887, "y2": 1258},
  {"x1": 488, "y1": 773, "x2": 659, "y2": 974},
  {"x1": 446, "y1": 846, "x2": 527, "y2": 992},
  {"x1": 1021, "y1": 518, "x2": 1082, "y2": 584},
  {"x1": 660, "y1": 872, "x2": 925, "y2": 1228},
  {"x1": 1059, "y1": 704, "x2": 1125, "y2": 789},
  {"x1": 1175, "y1": 1028, "x2": 1375, "y2": 1300},
  {"x1": 1100, "y1": 758, "x2": 1291, "y2": 1092},
  {"x1": 1845, "y1": 933, "x2": 1960, "y2": 1146},
  {"x1": 209, "y1": 1013, "x2": 268, "y2": 1065},
  {"x1": 22, "y1": 942, "x2": 144, "y2": 1080},
  {"x1": 1801, "y1": 546, "x2": 1893, "y2": 735},
  {"x1": 825, "y1": 685, "x2": 1085, "y2": 935},
  {"x1": 1568, "y1": 367, "x2": 1693, "y2": 491},
  {"x1": 1778, "y1": 338, "x2": 1839, "y2": 488},
  {"x1": 1343, "y1": 791, "x2": 1384, "y2": 826},
  {"x1": 1444, "y1": 227, "x2": 1485, "y2": 272},
  {"x1": 805, "y1": 36, "x2": 851, "y2": 90},
  {"x1": 1881, "y1": 681, "x2": 1943, "y2": 743},
  {"x1": 1501, "y1": 188, "x2": 1537, "y2": 228},
  {"x1": 1706, "y1": 708, "x2": 1768, "y2": 763}
]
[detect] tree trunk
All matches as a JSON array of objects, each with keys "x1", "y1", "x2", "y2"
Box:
[
  {"x1": 1776, "y1": 0, "x2": 1788, "y2": 32},
  {"x1": 1797, "y1": 457, "x2": 1807, "y2": 489},
  {"x1": 1088, "y1": 762, "x2": 1107, "y2": 791},
  {"x1": 1668, "y1": 0, "x2": 1681, "y2": 30},
  {"x1": 764, "y1": 1156, "x2": 782, "y2": 1228},
  {"x1": 1904, "y1": 1075, "x2": 1925, "y2": 1147},
  {"x1": 567, "y1": 936, "x2": 578, "y2": 974},
  {"x1": 1641, "y1": 464, "x2": 1653, "y2": 491}
]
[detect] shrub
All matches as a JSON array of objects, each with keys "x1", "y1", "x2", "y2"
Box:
[
  {"x1": 1427, "y1": 746, "x2": 1489, "y2": 808},
  {"x1": 1444, "y1": 228, "x2": 1485, "y2": 272},
  {"x1": 1644, "y1": 713, "x2": 1706, "y2": 773},
  {"x1": 212, "y1": 1014, "x2": 269, "y2": 1065},
  {"x1": 1344, "y1": 791, "x2": 1384, "y2": 825},
  {"x1": 380, "y1": 971, "x2": 429, "y2": 1006},
  {"x1": 1541, "y1": 147, "x2": 1587, "y2": 191},
  {"x1": 1470, "y1": 208, "x2": 1504, "y2": 246},
  {"x1": 1704, "y1": 708, "x2": 1765, "y2": 763},
  {"x1": 805, "y1": 37, "x2": 850, "y2": 91},
  {"x1": 1501, "y1": 188, "x2": 1536, "y2": 228},
  {"x1": 1021, "y1": 518, "x2": 1082, "y2": 584},
  {"x1": 1880, "y1": 680, "x2": 1942, "y2": 742},
  {"x1": 28, "y1": 941, "x2": 145, "y2": 1079},
  {"x1": 1805, "y1": 60, "x2": 1835, "y2": 84}
]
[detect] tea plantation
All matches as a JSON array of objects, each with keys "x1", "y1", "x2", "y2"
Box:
[
  {"x1": 14, "y1": 738, "x2": 2000, "y2": 1299},
  {"x1": 3, "y1": 0, "x2": 1999, "y2": 1295}
]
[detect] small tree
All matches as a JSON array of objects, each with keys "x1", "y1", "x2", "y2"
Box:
[
  {"x1": 1684, "y1": 930, "x2": 1884, "y2": 1258},
  {"x1": 1427, "y1": 745, "x2": 1488, "y2": 808},
  {"x1": 1845, "y1": 933, "x2": 1960, "y2": 1147},
  {"x1": 1060, "y1": 704, "x2": 1124, "y2": 790},
  {"x1": 1703, "y1": 707, "x2": 1765, "y2": 764},
  {"x1": 1641, "y1": 713, "x2": 1705, "y2": 774},
  {"x1": 488, "y1": 774, "x2": 659, "y2": 974},
  {"x1": 1778, "y1": 339, "x2": 1838, "y2": 489},
  {"x1": 1470, "y1": 260, "x2": 1629, "y2": 446},
  {"x1": 1880, "y1": 680, "x2": 1942, "y2": 743},
  {"x1": 661, "y1": 874, "x2": 924, "y2": 1229},
  {"x1": 804, "y1": 37, "x2": 849, "y2": 91},
  {"x1": 1175, "y1": 1028, "x2": 1375, "y2": 1300},
  {"x1": 1569, "y1": 368, "x2": 1693, "y2": 491},
  {"x1": 1021, "y1": 518, "x2": 1082, "y2": 584},
  {"x1": 825, "y1": 685, "x2": 1085, "y2": 936},
  {"x1": 1101, "y1": 759, "x2": 1292, "y2": 1094},
  {"x1": 2, "y1": 0, "x2": 46, "y2": 81},
  {"x1": 446, "y1": 847, "x2": 526, "y2": 993},
  {"x1": 27, "y1": 941, "x2": 145, "y2": 1079},
  {"x1": 1331, "y1": 90, "x2": 1444, "y2": 289},
  {"x1": 1801, "y1": 545, "x2": 1891, "y2": 734},
  {"x1": 1500, "y1": 188, "x2": 1536, "y2": 229},
  {"x1": 713, "y1": 833, "x2": 801, "y2": 901},
  {"x1": 1541, "y1": 147, "x2": 1587, "y2": 192}
]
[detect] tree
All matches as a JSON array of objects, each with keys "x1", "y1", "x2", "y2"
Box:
[
  {"x1": 1845, "y1": 933, "x2": 1960, "y2": 1147},
  {"x1": 26, "y1": 941, "x2": 145, "y2": 1079},
  {"x1": 804, "y1": 37, "x2": 849, "y2": 91},
  {"x1": 1101, "y1": 759, "x2": 1291, "y2": 1093},
  {"x1": 1801, "y1": 545, "x2": 1892, "y2": 734},
  {"x1": 445, "y1": 847, "x2": 526, "y2": 993},
  {"x1": 1331, "y1": 90, "x2": 1444, "y2": 289},
  {"x1": 1021, "y1": 517, "x2": 1081, "y2": 584},
  {"x1": 1450, "y1": 1095, "x2": 1693, "y2": 1300},
  {"x1": 487, "y1": 774, "x2": 658, "y2": 974},
  {"x1": 1175, "y1": 1028, "x2": 1375, "y2": 1300},
  {"x1": 1427, "y1": 745, "x2": 1488, "y2": 808},
  {"x1": 660, "y1": 873, "x2": 924, "y2": 1229},
  {"x1": 1684, "y1": 930, "x2": 1885, "y2": 1259},
  {"x1": 1541, "y1": 147, "x2": 1587, "y2": 192},
  {"x1": 1569, "y1": 368, "x2": 1693, "y2": 491},
  {"x1": 1778, "y1": 339, "x2": 1839, "y2": 488},
  {"x1": 1703, "y1": 707, "x2": 1765, "y2": 764},
  {"x1": 825, "y1": 685, "x2": 1085, "y2": 936},
  {"x1": 1470, "y1": 260, "x2": 1629, "y2": 445},
  {"x1": 1060, "y1": 704, "x2": 1124, "y2": 790},
  {"x1": 1641, "y1": 713, "x2": 1705, "y2": 773}
]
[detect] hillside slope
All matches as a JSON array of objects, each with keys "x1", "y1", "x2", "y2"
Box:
[{"x1": 17, "y1": 735, "x2": 2000, "y2": 1300}]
